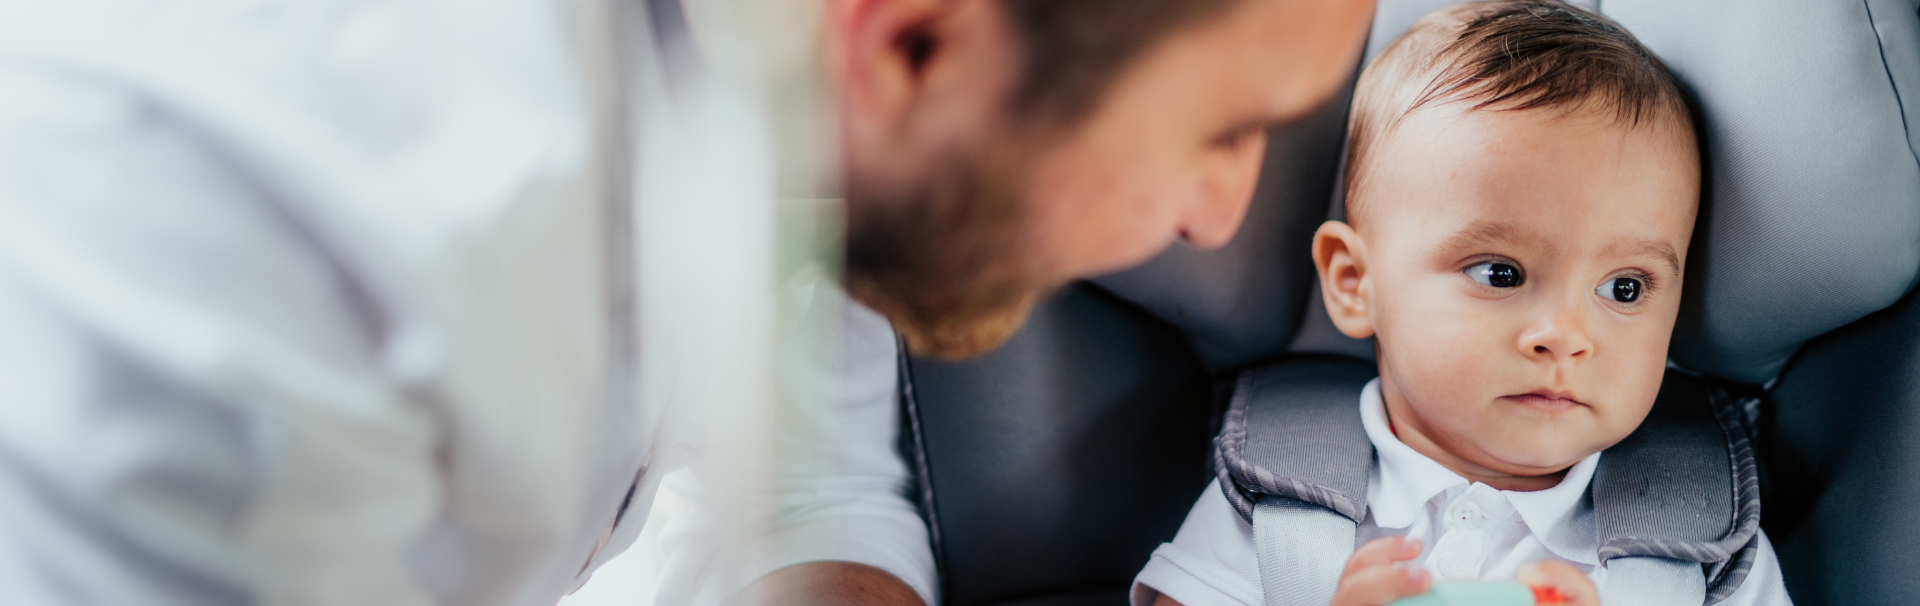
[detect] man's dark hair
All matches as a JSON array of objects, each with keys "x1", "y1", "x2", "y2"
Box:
[{"x1": 997, "y1": 0, "x2": 1243, "y2": 127}]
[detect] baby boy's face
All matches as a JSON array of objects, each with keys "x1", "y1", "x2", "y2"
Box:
[{"x1": 1337, "y1": 103, "x2": 1699, "y2": 484}]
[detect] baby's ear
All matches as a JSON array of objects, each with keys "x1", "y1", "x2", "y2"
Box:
[{"x1": 1312, "y1": 221, "x2": 1375, "y2": 339}]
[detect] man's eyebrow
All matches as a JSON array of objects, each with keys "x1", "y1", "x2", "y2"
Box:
[
  {"x1": 1601, "y1": 238, "x2": 1684, "y2": 276},
  {"x1": 1249, "y1": 103, "x2": 1317, "y2": 133}
]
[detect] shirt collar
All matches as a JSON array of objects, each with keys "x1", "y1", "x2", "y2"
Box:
[
  {"x1": 1359, "y1": 378, "x2": 1602, "y2": 565},
  {"x1": 1507, "y1": 450, "x2": 1601, "y2": 565},
  {"x1": 1361, "y1": 379, "x2": 1467, "y2": 528}
]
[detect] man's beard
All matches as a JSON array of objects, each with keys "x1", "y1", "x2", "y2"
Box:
[{"x1": 844, "y1": 138, "x2": 1067, "y2": 360}]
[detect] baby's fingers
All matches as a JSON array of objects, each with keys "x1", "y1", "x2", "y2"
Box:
[
  {"x1": 1330, "y1": 563, "x2": 1431, "y2": 606},
  {"x1": 1516, "y1": 560, "x2": 1598, "y2": 606},
  {"x1": 1342, "y1": 536, "x2": 1424, "y2": 577}
]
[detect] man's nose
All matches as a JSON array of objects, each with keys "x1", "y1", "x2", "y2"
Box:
[
  {"x1": 1178, "y1": 200, "x2": 1246, "y2": 250},
  {"x1": 1179, "y1": 132, "x2": 1267, "y2": 250},
  {"x1": 1518, "y1": 301, "x2": 1594, "y2": 362}
]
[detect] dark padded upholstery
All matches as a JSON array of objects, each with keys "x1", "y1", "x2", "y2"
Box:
[
  {"x1": 1764, "y1": 286, "x2": 1920, "y2": 605},
  {"x1": 903, "y1": 283, "x2": 1215, "y2": 606}
]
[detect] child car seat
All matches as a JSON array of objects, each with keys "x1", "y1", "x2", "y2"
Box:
[{"x1": 900, "y1": 1, "x2": 1919, "y2": 604}]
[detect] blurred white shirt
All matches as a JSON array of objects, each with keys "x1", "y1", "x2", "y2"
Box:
[
  {"x1": 647, "y1": 274, "x2": 938, "y2": 606},
  {"x1": 0, "y1": 0, "x2": 804, "y2": 604}
]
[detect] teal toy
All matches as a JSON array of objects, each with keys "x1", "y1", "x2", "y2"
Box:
[{"x1": 1385, "y1": 580, "x2": 1559, "y2": 606}]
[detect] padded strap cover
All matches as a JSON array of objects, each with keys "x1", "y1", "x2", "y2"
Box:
[
  {"x1": 1215, "y1": 357, "x2": 1379, "y2": 523},
  {"x1": 1591, "y1": 375, "x2": 1763, "y2": 603}
]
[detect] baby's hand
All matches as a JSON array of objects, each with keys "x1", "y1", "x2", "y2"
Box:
[
  {"x1": 1515, "y1": 560, "x2": 1597, "y2": 606},
  {"x1": 1331, "y1": 536, "x2": 1431, "y2": 606}
]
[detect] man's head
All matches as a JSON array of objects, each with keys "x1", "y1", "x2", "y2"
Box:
[
  {"x1": 830, "y1": 0, "x2": 1375, "y2": 358},
  {"x1": 1312, "y1": 0, "x2": 1699, "y2": 489}
]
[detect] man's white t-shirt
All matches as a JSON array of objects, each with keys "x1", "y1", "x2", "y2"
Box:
[
  {"x1": 1132, "y1": 379, "x2": 1792, "y2": 606},
  {"x1": 651, "y1": 276, "x2": 938, "y2": 606}
]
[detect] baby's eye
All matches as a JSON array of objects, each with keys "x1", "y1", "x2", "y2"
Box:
[
  {"x1": 1466, "y1": 262, "x2": 1524, "y2": 288},
  {"x1": 1599, "y1": 277, "x2": 1644, "y2": 303}
]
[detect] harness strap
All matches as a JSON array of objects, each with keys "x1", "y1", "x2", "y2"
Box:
[
  {"x1": 1254, "y1": 496, "x2": 1356, "y2": 606},
  {"x1": 1225, "y1": 358, "x2": 1757, "y2": 604},
  {"x1": 1598, "y1": 557, "x2": 1707, "y2": 605}
]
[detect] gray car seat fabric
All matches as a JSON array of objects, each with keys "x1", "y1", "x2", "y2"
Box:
[
  {"x1": 901, "y1": 283, "x2": 1216, "y2": 606},
  {"x1": 1608, "y1": 0, "x2": 1920, "y2": 386}
]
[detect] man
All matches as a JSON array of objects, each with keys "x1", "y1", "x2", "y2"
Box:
[
  {"x1": 656, "y1": 2, "x2": 1374, "y2": 605},
  {"x1": 0, "y1": 1, "x2": 1368, "y2": 606}
]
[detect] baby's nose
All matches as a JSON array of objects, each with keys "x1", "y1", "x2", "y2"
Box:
[
  {"x1": 1533, "y1": 344, "x2": 1589, "y2": 357},
  {"x1": 1521, "y1": 315, "x2": 1594, "y2": 360}
]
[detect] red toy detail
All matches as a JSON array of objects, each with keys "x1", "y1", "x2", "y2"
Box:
[{"x1": 1530, "y1": 585, "x2": 1567, "y2": 605}]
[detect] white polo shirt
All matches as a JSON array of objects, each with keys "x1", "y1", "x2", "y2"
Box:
[{"x1": 1132, "y1": 379, "x2": 1792, "y2": 606}]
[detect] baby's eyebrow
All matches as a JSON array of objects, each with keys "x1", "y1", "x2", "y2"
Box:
[
  {"x1": 1434, "y1": 221, "x2": 1682, "y2": 276},
  {"x1": 1601, "y1": 238, "x2": 1684, "y2": 276},
  {"x1": 1434, "y1": 220, "x2": 1551, "y2": 257}
]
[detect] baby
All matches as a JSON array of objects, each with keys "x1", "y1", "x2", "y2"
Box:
[{"x1": 1134, "y1": 2, "x2": 1791, "y2": 605}]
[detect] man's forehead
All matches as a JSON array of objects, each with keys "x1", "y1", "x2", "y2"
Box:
[{"x1": 1150, "y1": 0, "x2": 1372, "y2": 126}]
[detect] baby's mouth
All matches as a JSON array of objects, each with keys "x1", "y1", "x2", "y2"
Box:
[{"x1": 1503, "y1": 389, "x2": 1586, "y2": 412}]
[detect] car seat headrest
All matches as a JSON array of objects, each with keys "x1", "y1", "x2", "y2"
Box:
[
  {"x1": 1097, "y1": 0, "x2": 1920, "y2": 385},
  {"x1": 1610, "y1": 0, "x2": 1920, "y2": 385}
]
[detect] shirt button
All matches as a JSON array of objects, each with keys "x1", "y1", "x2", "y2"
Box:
[{"x1": 1449, "y1": 502, "x2": 1484, "y2": 528}]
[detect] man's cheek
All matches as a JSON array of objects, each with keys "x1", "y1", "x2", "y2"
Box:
[
  {"x1": 1027, "y1": 170, "x2": 1155, "y2": 275},
  {"x1": 1035, "y1": 206, "x2": 1171, "y2": 278}
]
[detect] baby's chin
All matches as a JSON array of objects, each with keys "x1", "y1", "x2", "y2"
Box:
[
  {"x1": 1470, "y1": 435, "x2": 1599, "y2": 479},
  {"x1": 1482, "y1": 455, "x2": 1585, "y2": 481}
]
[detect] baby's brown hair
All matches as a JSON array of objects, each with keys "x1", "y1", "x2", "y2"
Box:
[{"x1": 1344, "y1": 0, "x2": 1693, "y2": 226}]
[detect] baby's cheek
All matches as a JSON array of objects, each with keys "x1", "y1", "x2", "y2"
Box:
[
  {"x1": 1589, "y1": 346, "x2": 1669, "y2": 437},
  {"x1": 1393, "y1": 316, "x2": 1502, "y2": 394},
  {"x1": 1591, "y1": 395, "x2": 1659, "y2": 451}
]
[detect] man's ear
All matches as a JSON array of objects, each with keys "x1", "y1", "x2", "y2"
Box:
[
  {"x1": 828, "y1": 0, "x2": 1013, "y2": 148},
  {"x1": 1312, "y1": 220, "x2": 1375, "y2": 339},
  {"x1": 830, "y1": 0, "x2": 941, "y2": 133}
]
